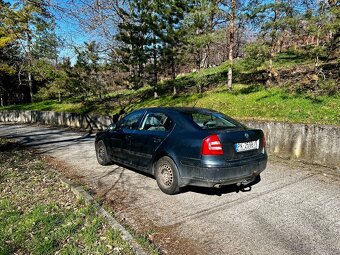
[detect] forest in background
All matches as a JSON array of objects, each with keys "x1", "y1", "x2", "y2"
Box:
[{"x1": 0, "y1": 0, "x2": 339, "y2": 107}]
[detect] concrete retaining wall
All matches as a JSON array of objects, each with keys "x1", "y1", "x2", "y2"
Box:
[
  {"x1": 242, "y1": 121, "x2": 339, "y2": 169},
  {"x1": 0, "y1": 110, "x2": 339, "y2": 169},
  {"x1": 0, "y1": 110, "x2": 112, "y2": 130}
]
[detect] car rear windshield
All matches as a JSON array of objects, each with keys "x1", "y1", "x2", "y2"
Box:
[{"x1": 184, "y1": 112, "x2": 239, "y2": 130}]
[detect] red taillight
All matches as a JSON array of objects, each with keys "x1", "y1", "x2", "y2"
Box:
[{"x1": 201, "y1": 134, "x2": 224, "y2": 155}]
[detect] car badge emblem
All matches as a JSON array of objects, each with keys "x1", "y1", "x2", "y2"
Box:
[{"x1": 245, "y1": 133, "x2": 249, "y2": 139}]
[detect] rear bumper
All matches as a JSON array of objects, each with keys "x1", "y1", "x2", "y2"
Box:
[{"x1": 178, "y1": 154, "x2": 267, "y2": 188}]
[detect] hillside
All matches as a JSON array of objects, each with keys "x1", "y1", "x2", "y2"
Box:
[{"x1": 1, "y1": 53, "x2": 339, "y2": 126}]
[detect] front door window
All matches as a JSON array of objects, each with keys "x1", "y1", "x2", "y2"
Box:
[
  {"x1": 117, "y1": 111, "x2": 144, "y2": 130},
  {"x1": 140, "y1": 113, "x2": 173, "y2": 132}
]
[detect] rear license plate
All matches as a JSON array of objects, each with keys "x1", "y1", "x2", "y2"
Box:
[{"x1": 235, "y1": 140, "x2": 259, "y2": 152}]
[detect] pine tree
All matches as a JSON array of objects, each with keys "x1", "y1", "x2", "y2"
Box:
[
  {"x1": 303, "y1": 0, "x2": 339, "y2": 67},
  {"x1": 185, "y1": 0, "x2": 221, "y2": 71},
  {"x1": 154, "y1": 0, "x2": 192, "y2": 95},
  {"x1": 115, "y1": 0, "x2": 191, "y2": 95},
  {"x1": 248, "y1": 0, "x2": 301, "y2": 84},
  {"x1": 116, "y1": 0, "x2": 153, "y2": 89}
]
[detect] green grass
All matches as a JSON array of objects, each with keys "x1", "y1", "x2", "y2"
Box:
[
  {"x1": 0, "y1": 138, "x2": 133, "y2": 255},
  {"x1": 272, "y1": 51, "x2": 314, "y2": 69},
  {"x1": 128, "y1": 84, "x2": 340, "y2": 125},
  {"x1": 1, "y1": 84, "x2": 339, "y2": 125},
  {"x1": 0, "y1": 100, "x2": 85, "y2": 113}
]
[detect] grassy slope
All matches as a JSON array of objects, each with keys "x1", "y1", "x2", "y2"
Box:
[
  {"x1": 129, "y1": 85, "x2": 340, "y2": 125},
  {"x1": 1, "y1": 53, "x2": 339, "y2": 125},
  {"x1": 0, "y1": 138, "x2": 133, "y2": 255}
]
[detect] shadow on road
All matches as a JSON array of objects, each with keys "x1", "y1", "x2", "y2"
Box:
[
  {"x1": 98, "y1": 160, "x2": 262, "y2": 196},
  {"x1": 180, "y1": 175, "x2": 262, "y2": 196},
  {"x1": 23, "y1": 133, "x2": 94, "y2": 147},
  {"x1": 12, "y1": 133, "x2": 95, "y2": 154}
]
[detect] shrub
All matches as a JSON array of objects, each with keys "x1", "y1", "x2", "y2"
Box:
[{"x1": 243, "y1": 43, "x2": 270, "y2": 71}]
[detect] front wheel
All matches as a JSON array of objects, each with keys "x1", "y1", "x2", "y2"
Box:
[
  {"x1": 155, "y1": 156, "x2": 180, "y2": 195},
  {"x1": 95, "y1": 140, "x2": 111, "y2": 166}
]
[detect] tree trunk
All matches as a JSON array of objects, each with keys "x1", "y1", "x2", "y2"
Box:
[
  {"x1": 268, "y1": 0, "x2": 279, "y2": 86},
  {"x1": 196, "y1": 29, "x2": 201, "y2": 70},
  {"x1": 26, "y1": 22, "x2": 34, "y2": 103},
  {"x1": 315, "y1": 31, "x2": 320, "y2": 68},
  {"x1": 171, "y1": 55, "x2": 176, "y2": 79},
  {"x1": 205, "y1": 44, "x2": 210, "y2": 68},
  {"x1": 196, "y1": 49, "x2": 201, "y2": 70},
  {"x1": 198, "y1": 83, "x2": 202, "y2": 94},
  {"x1": 234, "y1": 24, "x2": 242, "y2": 58},
  {"x1": 171, "y1": 53, "x2": 176, "y2": 95},
  {"x1": 0, "y1": 95, "x2": 3, "y2": 107},
  {"x1": 28, "y1": 71, "x2": 34, "y2": 103},
  {"x1": 227, "y1": 0, "x2": 235, "y2": 90},
  {"x1": 201, "y1": 51, "x2": 208, "y2": 69},
  {"x1": 153, "y1": 38, "x2": 158, "y2": 98}
]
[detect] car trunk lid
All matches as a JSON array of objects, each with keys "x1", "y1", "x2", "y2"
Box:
[{"x1": 216, "y1": 129, "x2": 265, "y2": 161}]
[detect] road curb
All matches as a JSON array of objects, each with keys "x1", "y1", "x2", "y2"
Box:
[{"x1": 58, "y1": 175, "x2": 147, "y2": 255}]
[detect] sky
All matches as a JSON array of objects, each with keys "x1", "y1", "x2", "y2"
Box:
[{"x1": 49, "y1": 0, "x2": 97, "y2": 63}]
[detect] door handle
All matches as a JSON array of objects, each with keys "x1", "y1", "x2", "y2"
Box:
[{"x1": 153, "y1": 138, "x2": 161, "y2": 143}]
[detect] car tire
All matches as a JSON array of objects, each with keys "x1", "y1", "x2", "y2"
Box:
[
  {"x1": 155, "y1": 156, "x2": 180, "y2": 195},
  {"x1": 95, "y1": 140, "x2": 111, "y2": 166}
]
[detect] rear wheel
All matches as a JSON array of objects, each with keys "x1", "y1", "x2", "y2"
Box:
[
  {"x1": 95, "y1": 140, "x2": 110, "y2": 166},
  {"x1": 155, "y1": 156, "x2": 180, "y2": 195}
]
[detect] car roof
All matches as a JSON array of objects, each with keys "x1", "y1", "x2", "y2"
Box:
[
  {"x1": 145, "y1": 107, "x2": 218, "y2": 114},
  {"x1": 142, "y1": 107, "x2": 245, "y2": 129}
]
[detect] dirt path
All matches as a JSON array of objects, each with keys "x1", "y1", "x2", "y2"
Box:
[{"x1": 1, "y1": 123, "x2": 340, "y2": 255}]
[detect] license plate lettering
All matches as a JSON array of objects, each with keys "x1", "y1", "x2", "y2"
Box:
[{"x1": 235, "y1": 140, "x2": 259, "y2": 152}]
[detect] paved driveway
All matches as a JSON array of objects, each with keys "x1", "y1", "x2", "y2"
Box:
[{"x1": 1, "y1": 123, "x2": 339, "y2": 255}]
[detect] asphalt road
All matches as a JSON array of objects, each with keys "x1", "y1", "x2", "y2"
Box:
[{"x1": 1, "y1": 123, "x2": 340, "y2": 255}]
